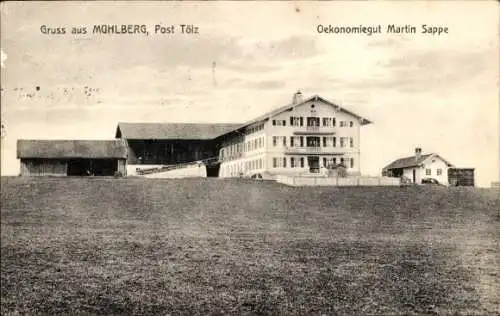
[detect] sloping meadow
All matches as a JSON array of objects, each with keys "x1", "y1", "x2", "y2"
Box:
[{"x1": 1, "y1": 177, "x2": 499, "y2": 315}]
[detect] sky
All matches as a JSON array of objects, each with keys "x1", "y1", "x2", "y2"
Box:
[{"x1": 1, "y1": 1, "x2": 499, "y2": 187}]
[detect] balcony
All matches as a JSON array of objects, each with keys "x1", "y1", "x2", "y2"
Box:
[
  {"x1": 283, "y1": 146, "x2": 345, "y2": 155},
  {"x1": 293, "y1": 126, "x2": 336, "y2": 135}
]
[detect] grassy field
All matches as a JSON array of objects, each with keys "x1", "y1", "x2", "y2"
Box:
[{"x1": 1, "y1": 177, "x2": 499, "y2": 315}]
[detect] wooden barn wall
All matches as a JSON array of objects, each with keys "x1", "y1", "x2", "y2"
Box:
[
  {"x1": 126, "y1": 140, "x2": 216, "y2": 165},
  {"x1": 21, "y1": 159, "x2": 68, "y2": 176}
]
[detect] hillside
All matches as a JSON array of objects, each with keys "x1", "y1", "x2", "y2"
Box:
[{"x1": 1, "y1": 177, "x2": 499, "y2": 315}]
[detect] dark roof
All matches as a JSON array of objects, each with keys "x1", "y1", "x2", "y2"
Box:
[
  {"x1": 383, "y1": 154, "x2": 432, "y2": 170},
  {"x1": 217, "y1": 94, "x2": 373, "y2": 137},
  {"x1": 17, "y1": 139, "x2": 128, "y2": 159},
  {"x1": 382, "y1": 153, "x2": 454, "y2": 171},
  {"x1": 116, "y1": 94, "x2": 371, "y2": 140},
  {"x1": 116, "y1": 123, "x2": 241, "y2": 140}
]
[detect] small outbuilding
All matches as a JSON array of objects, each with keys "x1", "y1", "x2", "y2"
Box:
[
  {"x1": 382, "y1": 148, "x2": 455, "y2": 185},
  {"x1": 17, "y1": 139, "x2": 128, "y2": 176}
]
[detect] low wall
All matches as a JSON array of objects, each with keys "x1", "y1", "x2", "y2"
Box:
[
  {"x1": 276, "y1": 175, "x2": 401, "y2": 187},
  {"x1": 141, "y1": 164, "x2": 207, "y2": 179},
  {"x1": 127, "y1": 165, "x2": 166, "y2": 176}
]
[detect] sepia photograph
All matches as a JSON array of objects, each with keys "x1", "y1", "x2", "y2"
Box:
[{"x1": 1, "y1": 1, "x2": 499, "y2": 315}]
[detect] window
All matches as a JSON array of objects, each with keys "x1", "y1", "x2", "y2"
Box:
[
  {"x1": 437, "y1": 168, "x2": 442, "y2": 176},
  {"x1": 300, "y1": 136, "x2": 304, "y2": 147},
  {"x1": 349, "y1": 121, "x2": 353, "y2": 127},
  {"x1": 327, "y1": 137, "x2": 335, "y2": 147},
  {"x1": 340, "y1": 121, "x2": 347, "y2": 127},
  {"x1": 323, "y1": 157, "x2": 327, "y2": 167},
  {"x1": 307, "y1": 117, "x2": 320, "y2": 127},
  {"x1": 282, "y1": 136, "x2": 287, "y2": 146},
  {"x1": 273, "y1": 136, "x2": 277, "y2": 147},
  {"x1": 291, "y1": 117, "x2": 302, "y2": 126},
  {"x1": 333, "y1": 157, "x2": 337, "y2": 165},
  {"x1": 273, "y1": 157, "x2": 278, "y2": 168},
  {"x1": 333, "y1": 137, "x2": 336, "y2": 147},
  {"x1": 323, "y1": 117, "x2": 333, "y2": 127},
  {"x1": 291, "y1": 157, "x2": 296, "y2": 168},
  {"x1": 272, "y1": 120, "x2": 276, "y2": 126},
  {"x1": 283, "y1": 157, "x2": 287, "y2": 168},
  {"x1": 323, "y1": 137, "x2": 327, "y2": 147},
  {"x1": 282, "y1": 120, "x2": 286, "y2": 126},
  {"x1": 350, "y1": 158, "x2": 354, "y2": 168},
  {"x1": 340, "y1": 158, "x2": 344, "y2": 165},
  {"x1": 300, "y1": 157, "x2": 305, "y2": 168},
  {"x1": 300, "y1": 117, "x2": 304, "y2": 126},
  {"x1": 426, "y1": 169, "x2": 431, "y2": 175},
  {"x1": 332, "y1": 118, "x2": 336, "y2": 127},
  {"x1": 350, "y1": 138, "x2": 354, "y2": 148},
  {"x1": 340, "y1": 138, "x2": 345, "y2": 148}
]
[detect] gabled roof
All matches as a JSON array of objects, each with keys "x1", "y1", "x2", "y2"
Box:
[
  {"x1": 17, "y1": 139, "x2": 128, "y2": 159},
  {"x1": 382, "y1": 153, "x2": 454, "y2": 170},
  {"x1": 216, "y1": 94, "x2": 373, "y2": 138},
  {"x1": 116, "y1": 123, "x2": 241, "y2": 140},
  {"x1": 116, "y1": 94, "x2": 371, "y2": 141}
]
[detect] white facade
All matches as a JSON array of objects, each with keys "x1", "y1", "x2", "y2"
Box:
[{"x1": 218, "y1": 95, "x2": 371, "y2": 178}]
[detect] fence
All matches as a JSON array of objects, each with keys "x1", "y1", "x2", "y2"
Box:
[{"x1": 276, "y1": 175, "x2": 401, "y2": 187}]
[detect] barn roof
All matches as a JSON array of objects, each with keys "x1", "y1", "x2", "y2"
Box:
[
  {"x1": 116, "y1": 123, "x2": 241, "y2": 140},
  {"x1": 382, "y1": 153, "x2": 454, "y2": 171},
  {"x1": 17, "y1": 139, "x2": 128, "y2": 159},
  {"x1": 115, "y1": 95, "x2": 371, "y2": 140}
]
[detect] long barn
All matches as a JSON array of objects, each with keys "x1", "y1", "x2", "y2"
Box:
[
  {"x1": 17, "y1": 140, "x2": 128, "y2": 176},
  {"x1": 115, "y1": 122, "x2": 240, "y2": 175}
]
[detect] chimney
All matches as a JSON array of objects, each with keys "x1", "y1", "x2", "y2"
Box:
[
  {"x1": 415, "y1": 147, "x2": 422, "y2": 161},
  {"x1": 292, "y1": 90, "x2": 303, "y2": 105}
]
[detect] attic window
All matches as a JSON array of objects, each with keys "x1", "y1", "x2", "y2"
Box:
[{"x1": 311, "y1": 104, "x2": 315, "y2": 108}]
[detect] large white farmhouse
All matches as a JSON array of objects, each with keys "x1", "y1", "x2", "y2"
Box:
[{"x1": 217, "y1": 91, "x2": 372, "y2": 178}]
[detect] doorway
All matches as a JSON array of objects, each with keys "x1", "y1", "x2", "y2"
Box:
[
  {"x1": 206, "y1": 163, "x2": 220, "y2": 177},
  {"x1": 67, "y1": 159, "x2": 118, "y2": 176},
  {"x1": 308, "y1": 156, "x2": 319, "y2": 173},
  {"x1": 412, "y1": 169, "x2": 416, "y2": 183}
]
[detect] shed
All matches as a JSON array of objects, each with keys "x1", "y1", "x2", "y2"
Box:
[
  {"x1": 382, "y1": 148, "x2": 454, "y2": 184},
  {"x1": 17, "y1": 139, "x2": 128, "y2": 176},
  {"x1": 448, "y1": 168, "x2": 475, "y2": 186}
]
